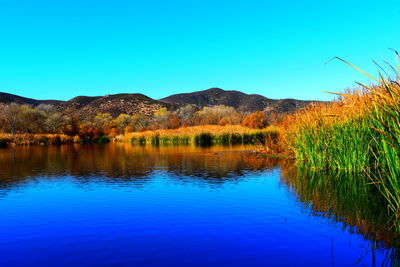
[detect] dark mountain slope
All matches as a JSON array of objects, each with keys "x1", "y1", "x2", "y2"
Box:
[
  {"x1": 65, "y1": 93, "x2": 174, "y2": 117},
  {"x1": 0, "y1": 92, "x2": 63, "y2": 106},
  {"x1": 161, "y1": 88, "x2": 317, "y2": 113}
]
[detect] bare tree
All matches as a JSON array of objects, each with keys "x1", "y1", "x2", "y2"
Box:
[{"x1": 0, "y1": 103, "x2": 24, "y2": 136}]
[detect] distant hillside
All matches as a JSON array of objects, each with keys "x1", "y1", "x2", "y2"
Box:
[
  {"x1": 65, "y1": 93, "x2": 174, "y2": 117},
  {"x1": 0, "y1": 92, "x2": 63, "y2": 106},
  {"x1": 0, "y1": 88, "x2": 320, "y2": 117},
  {"x1": 161, "y1": 88, "x2": 318, "y2": 113},
  {"x1": 0, "y1": 92, "x2": 173, "y2": 118}
]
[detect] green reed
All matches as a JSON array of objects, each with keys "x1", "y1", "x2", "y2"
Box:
[
  {"x1": 130, "y1": 131, "x2": 273, "y2": 146},
  {"x1": 368, "y1": 78, "x2": 400, "y2": 216},
  {"x1": 288, "y1": 57, "x2": 400, "y2": 217},
  {"x1": 293, "y1": 116, "x2": 376, "y2": 171}
]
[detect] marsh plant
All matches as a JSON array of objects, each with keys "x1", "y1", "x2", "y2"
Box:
[
  {"x1": 282, "y1": 53, "x2": 400, "y2": 218},
  {"x1": 117, "y1": 125, "x2": 281, "y2": 149}
]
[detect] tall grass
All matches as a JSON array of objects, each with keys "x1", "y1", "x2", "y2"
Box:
[
  {"x1": 281, "y1": 56, "x2": 400, "y2": 216},
  {"x1": 290, "y1": 117, "x2": 374, "y2": 171},
  {"x1": 282, "y1": 89, "x2": 375, "y2": 170},
  {"x1": 368, "y1": 77, "x2": 400, "y2": 217},
  {"x1": 116, "y1": 125, "x2": 281, "y2": 149}
]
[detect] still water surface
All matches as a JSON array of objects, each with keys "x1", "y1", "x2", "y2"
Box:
[{"x1": 0, "y1": 144, "x2": 397, "y2": 266}]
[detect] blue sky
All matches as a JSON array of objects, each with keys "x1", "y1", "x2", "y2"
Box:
[{"x1": 0, "y1": 0, "x2": 399, "y2": 101}]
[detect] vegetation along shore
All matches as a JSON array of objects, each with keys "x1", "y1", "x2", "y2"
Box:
[{"x1": 281, "y1": 56, "x2": 400, "y2": 219}]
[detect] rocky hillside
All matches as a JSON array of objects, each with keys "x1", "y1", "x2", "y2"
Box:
[
  {"x1": 160, "y1": 88, "x2": 318, "y2": 113},
  {"x1": 0, "y1": 92, "x2": 173, "y2": 118},
  {"x1": 64, "y1": 94, "x2": 174, "y2": 117}
]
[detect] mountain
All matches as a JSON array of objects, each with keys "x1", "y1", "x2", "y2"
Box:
[
  {"x1": 0, "y1": 92, "x2": 173, "y2": 118},
  {"x1": 0, "y1": 92, "x2": 63, "y2": 106},
  {"x1": 0, "y1": 88, "x2": 320, "y2": 117},
  {"x1": 160, "y1": 88, "x2": 317, "y2": 113},
  {"x1": 64, "y1": 93, "x2": 174, "y2": 117}
]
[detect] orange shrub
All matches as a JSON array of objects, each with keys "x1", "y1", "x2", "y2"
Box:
[{"x1": 241, "y1": 111, "x2": 268, "y2": 129}]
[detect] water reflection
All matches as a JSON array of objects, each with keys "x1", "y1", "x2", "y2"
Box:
[
  {"x1": 0, "y1": 144, "x2": 282, "y2": 188},
  {"x1": 281, "y1": 165, "x2": 400, "y2": 265},
  {"x1": 0, "y1": 144, "x2": 399, "y2": 265}
]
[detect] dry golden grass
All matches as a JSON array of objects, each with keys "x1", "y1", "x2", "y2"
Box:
[
  {"x1": 120, "y1": 125, "x2": 274, "y2": 139},
  {"x1": 281, "y1": 88, "x2": 372, "y2": 136},
  {"x1": 0, "y1": 133, "x2": 81, "y2": 146},
  {"x1": 280, "y1": 78, "x2": 400, "y2": 150}
]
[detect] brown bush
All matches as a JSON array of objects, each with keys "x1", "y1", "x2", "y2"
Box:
[{"x1": 241, "y1": 111, "x2": 268, "y2": 129}]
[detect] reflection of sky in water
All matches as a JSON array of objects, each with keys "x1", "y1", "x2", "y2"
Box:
[{"x1": 0, "y1": 144, "x2": 397, "y2": 266}]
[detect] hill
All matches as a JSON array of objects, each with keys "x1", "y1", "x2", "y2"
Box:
[
  {"x1": 65, "y1": 93, "x2": 174, "y2": 117},
  {"x1": 0, "y1": 92, "x2": 173, "y2": 118},
  {"x1": 0, "y1": 88, "x2": 320, "y2": 117},
  {"x1": 0, "y1": 92, "x2": 63, "y2": 106},
  {"x1": 160, "y1": 88, "x2": 317, "y2": 113}
]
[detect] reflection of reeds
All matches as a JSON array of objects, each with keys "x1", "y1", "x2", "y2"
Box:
[
  {"x1": 116, "y1": 125, "x2": 281, "y2": 148},
  {"x1": 280, "y1": 165, "x2": 400, "y2": 263}
]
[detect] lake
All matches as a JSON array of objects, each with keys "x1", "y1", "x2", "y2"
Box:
[{"x1": 0, "y1": 144, "x2": 398, "y2": 266}]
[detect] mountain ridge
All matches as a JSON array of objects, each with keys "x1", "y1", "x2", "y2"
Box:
[
  {"x1": 160, "y1": 87, "x2": 319, "y2": 113},
  {"x1": 0, "y1": 88, "x2": 321, "y2": 117}
]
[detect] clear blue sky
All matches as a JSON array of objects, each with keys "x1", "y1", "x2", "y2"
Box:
[{"x1": 0, "y1": 0, "x2": 399, "y2": 101}]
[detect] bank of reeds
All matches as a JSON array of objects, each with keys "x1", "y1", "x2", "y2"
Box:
[
  {"x1": 281, "y1": 91, "x2": 375, "y2": 171},
  {"x1": 281, "y1": 57, "x2": 400, "y2": 216},
  {"x1": 0, "y1": 133, "x2": 82, "y2": 146},
  {"x1": 116, "y1": 125, "x2": 281, "y2": 149}
]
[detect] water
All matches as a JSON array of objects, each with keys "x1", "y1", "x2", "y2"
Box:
[{"x1": 0, "y1": 144, "x2": 397, "y2": 266}]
